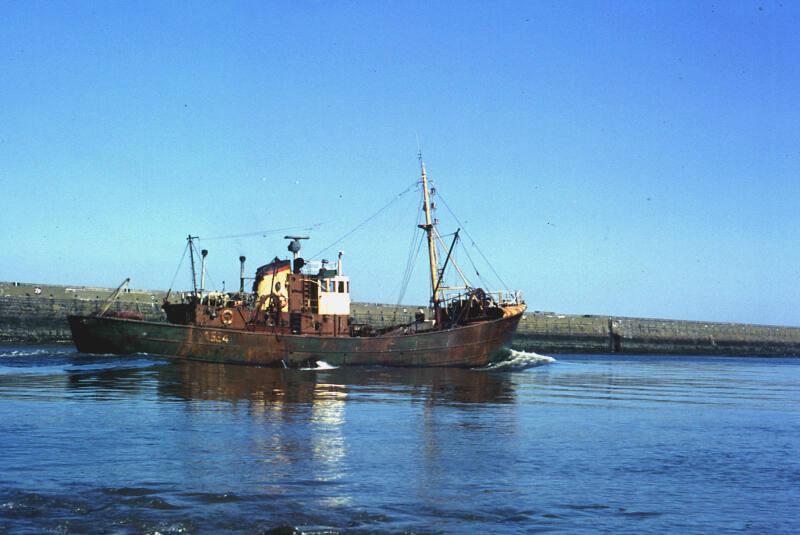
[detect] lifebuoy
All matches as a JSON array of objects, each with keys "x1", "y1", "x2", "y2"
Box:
[{"x1": 221, "y1": 309, "x2": 234, "y2": 325}]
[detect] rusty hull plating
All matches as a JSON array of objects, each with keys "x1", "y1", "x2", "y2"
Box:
[{"x1": 68, "y1": 304, "x2": 525, "y2": 367}]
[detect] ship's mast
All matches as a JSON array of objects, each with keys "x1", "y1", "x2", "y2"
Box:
[
  {"x1": 417, "y1": 154, "x2": 440, "y2": 309},
  {"x1": 187, "y1": 235, "x2": 199, "y2": 297}
]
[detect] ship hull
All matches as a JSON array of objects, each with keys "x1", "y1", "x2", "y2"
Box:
[{"x1": 68, "y1": 307, "x2": 525, "y2": 367}]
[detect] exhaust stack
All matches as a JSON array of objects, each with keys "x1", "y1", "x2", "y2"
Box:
[
  {"x1": 337, "y1": 251, "x2": 343, "y2": 275},
  {"x1": 239, "y1": 256, "x2": 246, "y2": 293}
]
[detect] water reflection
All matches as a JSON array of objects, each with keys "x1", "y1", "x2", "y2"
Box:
[
  {"x1": 150, "y1": 361, "x2": 517, "y2": 407},
  {"x1": 57, "y1": 358, "x2": 519, "y2": 514}
]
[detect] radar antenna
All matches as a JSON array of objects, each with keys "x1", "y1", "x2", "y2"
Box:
[{"x1": 284, "y1": 235, "x2": 309, "y2": 261}]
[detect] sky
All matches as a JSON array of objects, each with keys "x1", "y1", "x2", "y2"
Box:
[{"x1": 1, "y1": 0, "x2": 798, "y2": 326}]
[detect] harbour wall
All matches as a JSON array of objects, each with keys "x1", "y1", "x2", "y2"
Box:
[
  {"x1": 2, "y1": 281, "x2": 799, "y2": 356},
  {"x1": 0, "y1": 295, "x2": 164, "y2": 343},
  {"x1": 512, "y1": 315, "x2": 800, "y2": 356}
]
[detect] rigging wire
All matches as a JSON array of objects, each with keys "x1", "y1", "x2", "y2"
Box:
[
  {"x1": 404, "y1": 237, "x2": 424, "y2": 301},
  {"x1": 460, "y1": 240, "x2": 489, "y2": 289},
  {"x1": 433, "y1": 228, "x2": 472, "y2": 290},
  {"x1": 398, "y1": 203, "x2": 424, "y2": 292},
  {"x1": 436, "y1": 225, "x2": 489, "y2": 290},
  {"x1": 198, "y1": 224, "x2": 323, "y2": 241},
  {"x1": 165, "y1": 241, "x2": 190, "y2": 298},
  {"x1": 308, "y1": 181, "x2": 418, "y2": 260},
  {"x1": 437, "y1": 193, "x2": 511, "y2": 292},
  {"x1": 392, "y1": 237, "x2": 424, "y2": 322},
  {"x1": 394, "y1": 204, "x2": 425, "y2": 316},
  {"x1": 203, "y1": 267, "x2": 218, "y2": 292},
  {"x1": 186, "y1": 239, "x2": 219, "y2": 292}
]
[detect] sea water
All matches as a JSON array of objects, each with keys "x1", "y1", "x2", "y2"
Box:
[{"x1": 0, "y1": 346, "x2": 798, "y2": 533}]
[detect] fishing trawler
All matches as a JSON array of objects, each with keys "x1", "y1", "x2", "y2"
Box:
[{"x1": 68, "y1": 159, "x2": 526, "y2": 367}]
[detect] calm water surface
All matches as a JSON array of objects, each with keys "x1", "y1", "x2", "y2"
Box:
[{"x1": 0, "y1": 346, "x2": 798, "y2": 534}]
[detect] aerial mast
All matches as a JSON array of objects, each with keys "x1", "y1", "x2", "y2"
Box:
[{"x1": 417, "y1": 153, "x2": 440, "y2": 311}]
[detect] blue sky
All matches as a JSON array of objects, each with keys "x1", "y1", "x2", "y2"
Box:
[{"x1": 1, "y1": 1, "x2": 798, "y2": 325}]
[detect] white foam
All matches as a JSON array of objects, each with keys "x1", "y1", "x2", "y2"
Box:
[
  {"x1": 478, "y1": 348, "x2": 556, "y2": 371},
  {"x1": 299, "y1": 360, "x2": 338, "y2": 371},
  {"x1": 0, "y1": 348, "x2": 75, "y2": 358}
]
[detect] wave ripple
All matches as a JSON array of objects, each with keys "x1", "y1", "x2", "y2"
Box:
[{"x1": 480, "y1": 348, "x2": 556, "y2": 371}]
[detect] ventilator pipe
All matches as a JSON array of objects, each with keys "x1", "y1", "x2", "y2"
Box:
[{"x1": 200, "y1": 249, "x2": 208, "y2": 295}]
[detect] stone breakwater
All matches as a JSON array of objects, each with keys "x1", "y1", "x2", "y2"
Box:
[
  {"x1": 514, "y1": 314, "x2": 800, "y2": 356},
  {"x1": 1, "y1": 282, "x2": 799, "y2": 356},
  {"x1": 0, "y1": 295, "x2": 164, "y2": 343}
]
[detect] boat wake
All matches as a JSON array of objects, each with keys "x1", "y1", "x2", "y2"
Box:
[
  {"x1": 0, "y1": 348, "x2": 165, "y2": 377},
  {"x1": 478, "y1": 348, "x2": 556, "y2": 371},
  {"x1": 0, "y1": 347, "x2": 76, "y2": 358},
  {"x1": 65, "y1": 357, "x2": 165, "y2": 372},
  {"x1": 299, "y1": 360, "x2": 339, "y2": 371}
]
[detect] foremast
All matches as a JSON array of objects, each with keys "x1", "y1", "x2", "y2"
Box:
[{"x1": 417, "y1": 154, "x2": 441, "y2": 321}]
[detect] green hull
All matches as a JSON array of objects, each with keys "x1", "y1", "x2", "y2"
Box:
[{"x1": 68, "y1": 311, "x2": 524, "y2": 367}]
